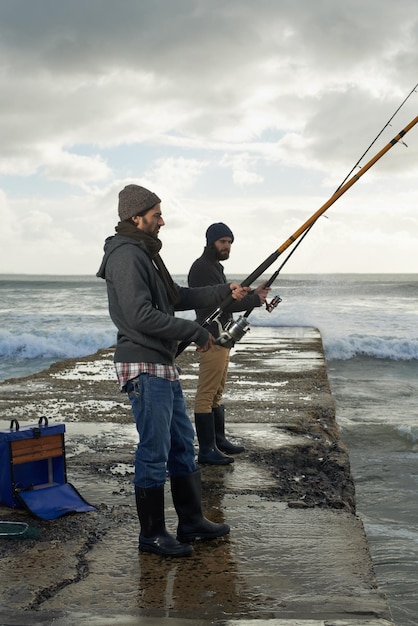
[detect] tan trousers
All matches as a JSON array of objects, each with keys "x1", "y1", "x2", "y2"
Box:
[{"x1": 194, "y1": 345, "x2": 230, "y2": 413}]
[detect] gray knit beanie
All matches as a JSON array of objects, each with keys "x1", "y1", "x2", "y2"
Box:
[{"x1": 118, "y1": 184, "x2": 161, "y2": 221}]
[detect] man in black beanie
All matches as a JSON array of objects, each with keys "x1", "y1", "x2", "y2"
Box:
[
  {"x1": 188, "y1": 223, "x2": 270, "y2": 465},
  {"x1": 97, "y1": 186, "x2": 248, "y2": 557}
]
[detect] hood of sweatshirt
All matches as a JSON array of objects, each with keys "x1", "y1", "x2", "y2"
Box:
[{"x1": 96, "y1": 234, "x2": 146, "y2": 279}]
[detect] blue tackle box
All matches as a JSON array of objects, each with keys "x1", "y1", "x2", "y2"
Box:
[{"x1": 0, "y1": 416, "x2": 95, "y2": 520}]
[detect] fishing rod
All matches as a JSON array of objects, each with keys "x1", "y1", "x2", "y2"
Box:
[
  {"x1": 242, "y1": 84, "x2": 418, "y2": 320},
  {"x1": 335, "y1": 82, "x2": 418, "y2": 193},
  {"x1": 262, "y1": 83, "x2": 418, "y2": 298},
  {"x1": 177, "y1": 114, "x2": 418, "y2": 355}
]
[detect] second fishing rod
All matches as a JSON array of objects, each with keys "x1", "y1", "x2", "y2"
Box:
[{"x1": 177, "y1": 114, "x2": 418, "y2": 356}]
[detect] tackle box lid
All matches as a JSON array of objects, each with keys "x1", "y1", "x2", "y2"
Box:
[
  {"x1": 0, "y1": 417, "x2": 65, "y2": 442},
  {"x1": 17, "y1": 482, "x2": 96, "y2": 520}
]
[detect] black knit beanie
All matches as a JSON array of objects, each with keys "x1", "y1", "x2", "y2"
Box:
[{"x1": 205, "y1": 222, "x2": 234, "y2": 245}]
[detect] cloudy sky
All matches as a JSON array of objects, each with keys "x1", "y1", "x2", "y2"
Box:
[{"x1": 1, "y1": 0, "x2": 417, "y2": 277}]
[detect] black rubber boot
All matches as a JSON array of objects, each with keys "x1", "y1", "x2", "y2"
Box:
[
  {"x1": 135, "y1": 485, "x2": 193, "y2": 557},
  {"x1": 170, "y1": 470, "x2": 230, "y2": 543},
  {"x1": 194, "y1": 412, "x2": 234, "y2": 465},
  {"x1": 213, "y1": 405, "x2": 245, "y2": 454}
]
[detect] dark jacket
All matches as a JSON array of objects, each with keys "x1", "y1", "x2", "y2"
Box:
[
  {"x1": 97, "y1": 235, "x2": 231, "y2": 365},
  {"x1": 188, "y1": 246, "x2": 261, "y2": 338}
]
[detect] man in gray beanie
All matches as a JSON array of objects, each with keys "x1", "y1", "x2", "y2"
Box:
[
  {"x1": 97, "y1": 185, "x2": 248, "y2": 557},
  {"x1": 188, "y1": 223, "x2": 270, "y2": 465}
]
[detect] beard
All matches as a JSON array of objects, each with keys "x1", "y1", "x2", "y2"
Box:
[
  {"x1": 215, "y1": 249, "x2": 230, "y2": 261},
  {"x1": 140, "y1": 215, "x2": 159, "y2": 238}
]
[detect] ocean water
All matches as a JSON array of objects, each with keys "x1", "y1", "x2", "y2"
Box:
[{"x1": 0, "y1": 273, "x2": 417, "y2": 625}]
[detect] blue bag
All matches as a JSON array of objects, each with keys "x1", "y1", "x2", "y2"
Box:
[{"x1": 0, "y1": 416, "x2": 95, "y2": 520}]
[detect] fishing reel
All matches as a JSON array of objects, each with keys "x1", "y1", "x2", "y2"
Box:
[
  {"x1": 266, "y1": 294, "x2": 282, "y2": 313},
  {"x1": 215, "y1": 315, "x2": 251, "y2": 349}
]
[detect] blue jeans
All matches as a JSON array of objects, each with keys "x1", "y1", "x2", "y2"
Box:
[{"x1": 126, "y1": 374, "x2": 197, "y2": 488}]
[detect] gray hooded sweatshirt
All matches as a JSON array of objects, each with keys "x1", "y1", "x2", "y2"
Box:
[{"x1": 97, "y1": 234, "x2": 231, "y2": 365}]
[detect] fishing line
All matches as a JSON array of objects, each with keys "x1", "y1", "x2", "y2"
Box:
[
  {"x1": 261, "y1": 80, "x2": 418, "y2": 290},
  {"x1": 334, "y1": 81, "x2": 418, "y2": 193}
]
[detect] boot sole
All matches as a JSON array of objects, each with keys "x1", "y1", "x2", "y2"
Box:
[
  {"x1": 139, "y1": 543, "x2": 193, "y2": 557},
  {"x1": 177, "y1": 529, "x2": 230, "y2": 542},
  {"x1": 197, "y1": 456, "x2": 234, "y2": 465}
]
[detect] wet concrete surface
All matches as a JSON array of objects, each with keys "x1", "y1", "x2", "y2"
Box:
[{"x1": 0, "y1": 327, "x2": 394, "y2": 625}]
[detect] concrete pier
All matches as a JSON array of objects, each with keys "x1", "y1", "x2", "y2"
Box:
[{"x1": 0, "y1": 327, "x2": 394, "y2": 625}]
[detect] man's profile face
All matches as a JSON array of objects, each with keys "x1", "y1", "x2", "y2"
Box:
[
  {"x1": 133, "y1": 203, "x2": 164, "y2": 238},
  {"x1": 213, "y1": 237, "x2": 232, "y2": 261}
]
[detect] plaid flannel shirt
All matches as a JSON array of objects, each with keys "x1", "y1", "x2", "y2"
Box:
[{"x1": 115, "y1": 362, "x2": 180, "y2": 391}]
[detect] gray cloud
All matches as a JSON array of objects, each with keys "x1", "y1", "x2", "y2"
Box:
[{"x1": 0, "y1": 0, "x2": 417, "y2": 273}]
